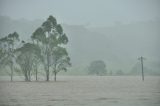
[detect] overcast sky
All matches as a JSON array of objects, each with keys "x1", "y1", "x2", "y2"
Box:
[{"x1": 0, "y1": 0, "x2": 160, "y2": 26}]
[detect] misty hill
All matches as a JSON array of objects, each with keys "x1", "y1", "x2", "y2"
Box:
[
  {"x1": 0, "y1": 16, "x2": 42, "y2": 40},
  {"x1": 0, "y1": 16, "x2": 159, "y2": 75}
]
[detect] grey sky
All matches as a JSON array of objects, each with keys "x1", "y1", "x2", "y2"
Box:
[{"x1": 0, "y1": 0, "x2": 160, "y2": 26}]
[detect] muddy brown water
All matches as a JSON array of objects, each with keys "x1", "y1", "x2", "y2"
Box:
[{"x1": 0, "y1": 76, "x2": 160, "y2": 106}]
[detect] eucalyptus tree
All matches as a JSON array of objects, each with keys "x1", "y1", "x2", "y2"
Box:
[
  {"x1": 51, "y1": 46, "x2": 71, "y2": 81},
  {"x1": 0, "y1": 37, "x2": 8, "y2": 74},
  {"x1": 32, "y1": 46, "x2": 43, "y2": 81},
  {"x1": 0, "y1": 48, "x2": 5, "y2": 69},
  {"x1": 31, "y1": 15, "x2": 70, "y2": 81},
  {"x1": 0, "y1": 32, "x2": 19, "y2": 81},
  {"x1": 16, "y1": 42, "x2": 41, "y2": 81},
  {"x1": 0, "y1": 48, "x2": 4, "y2": 61}
]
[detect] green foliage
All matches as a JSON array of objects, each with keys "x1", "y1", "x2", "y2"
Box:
[
  {"x1": 31, "y1": 15, "x2": 71, "y2": 81},
  {"x1": 0, "y1": 15, "x2": 71, "y2": 81},
  {"x1": 59, "y1": 34, "x2": 68, "y2": 44},
  {"x1": 0, "y1": 32, "x2": 20, "y2": 81},
  {"x1": 88, "y1": 60, "x2": 107, "y2": 76},
  {"x1": 32, "y1": 27, "x2": 45, "y2": 43},
  {"x1": 0, "y1": 48, "x2": 5, "y2": 68},
  {"x1": 47, "y1": 15, "x2": 57, "y2": 26},
  {"x1": 16, "y1": 43, "x2": 41, "y2": 55},
  {"x1": 52, "y1": 46, "x2": 71, "y2": 72},
  {"x1": 32, "y1": 15, "x2": 68, "y2": 47},
  {"x1": 15, "y1": 43, "x2": 41, "y2": 81}
]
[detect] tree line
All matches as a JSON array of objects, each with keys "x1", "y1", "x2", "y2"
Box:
[
  {"x1": 88, "y1": 60, "x2": 126, "y2": 76},
  {"x1": 0, "y1": 15, "x2": 71, "y2": 81}
]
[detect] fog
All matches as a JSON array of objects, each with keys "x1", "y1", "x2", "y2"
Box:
[
  {"x1": 1, "y1": 1, "x2": 160, "y2": 106},
  {"x1": 1, "y1": 0, "x2": 160, "y2": 26},
  {"x1": 0, "y1": 0, "x2": 160, "y2": 74}
]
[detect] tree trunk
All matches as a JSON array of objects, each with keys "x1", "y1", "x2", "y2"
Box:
[
  {"x1": 11, "y1": 43, "x2": 14, "y2": 82},
  {"x1": 46, "y1": 52, "x2": 50, "y2": 81},
  {"x1": 35, "y1": 68, "x2": 38, "y2": 81},
  {"x1": 46, "y1": 69, "x2": 49, "y2": 81},
  {"x1": 28, "y1": 70, "x2": 31, "y2": 81},
  {"x1": 10, "y1": 63, "x2": 13, "y2": 82},
  {"x1": 54, "y1": 72, "x2": 57, "y2": 82},
  {"x1": 54, "y1": 63, "x2": 57, "y2": 82},
  {"x1": 25, "y1": 72, "x2": 28, "y2": 81},
  {"x1": 46, "y1": 66, "x2": 49, "y2": 81}
]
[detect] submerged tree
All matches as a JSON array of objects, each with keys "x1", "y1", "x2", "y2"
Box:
[
  {"x1": 51, "y1": 46, "x2": 71, "y2": 81},
  {"x1": 0, "y1": 32, "x2": 19, "y2": 81},
  {"x1": 0, "y1": 48, "x2": 5, "y2": 69},
  {"x1": 16, "y1": 43, "x2": 41, "y2": 81},
  {"x1": 31, "y1": 15, "x2": 71, "y2": 81},
  {"x1": 88, "y1": 60, "x2": 107, "y2": 76},
  {"x1": 32, "y1": 53, "x2": 42, "y2": 81}
]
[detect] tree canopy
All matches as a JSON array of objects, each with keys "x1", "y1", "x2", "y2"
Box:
[
  {"x1": 0, "y1": 15, "x2": 71, "y2": 82},
  {"x1": 0, "y1": 32, "x2": 20, "y2": 81},
  {"x1": 31, "y1": 15, "x2": 71, "y2": 81},
  {"x1": 88, "y1": 60, "x2": 107, "y2": 76}
]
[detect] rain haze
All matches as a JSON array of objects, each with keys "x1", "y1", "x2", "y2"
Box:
[
  {"x1": 0, "y1": 0, "x2": 160, "y2": 106},
  {"x1": 0, "y1": 0, "x2": 160, "y2": 25}
]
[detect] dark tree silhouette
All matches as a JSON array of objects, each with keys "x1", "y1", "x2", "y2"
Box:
[{"x1": 88, "y1": 60, "x2": 107, "y2": 76}]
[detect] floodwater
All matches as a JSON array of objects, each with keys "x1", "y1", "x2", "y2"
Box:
[{"x1": 0, "y1": 76, "x2": 160, "y2": 106}]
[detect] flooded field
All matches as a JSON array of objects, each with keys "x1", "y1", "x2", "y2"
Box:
[{"x1": 0, "y1": 76, "x2": 160, "y2": 106}]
